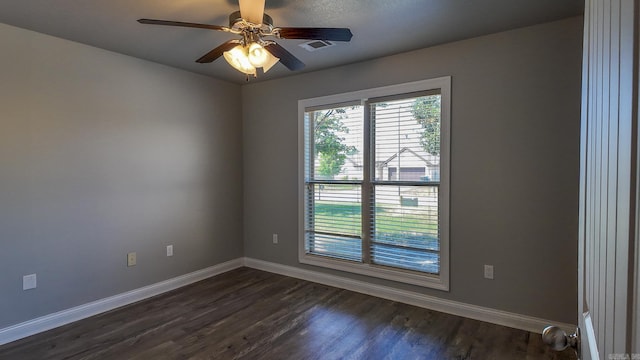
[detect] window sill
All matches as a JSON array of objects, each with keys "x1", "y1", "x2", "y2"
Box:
[{"x1": 299, "y1": 253, "x2": 449, "y2": 291}]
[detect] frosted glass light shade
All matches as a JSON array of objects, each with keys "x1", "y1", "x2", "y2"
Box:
[
  {"x1": 223, "y1": 45, "x2": 256, "y2": 75},
  {"x1": 262, "y1": 52, "x2": 280, "y2": 73},
  {"x1": 248, "y1": 43, "x2": 268, "y2": 67}
]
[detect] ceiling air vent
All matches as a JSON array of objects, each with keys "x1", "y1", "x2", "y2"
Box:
[{"x1": 299, "y1": 40, "x2": 334, "y2": 52}]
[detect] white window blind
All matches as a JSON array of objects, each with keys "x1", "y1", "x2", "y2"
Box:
[
  {"x1": 304, "y1": 104, "x2": 363, "y2": 261},
  {"x1": 369, "y1": 93, "x2": 441, "y2": 274}
]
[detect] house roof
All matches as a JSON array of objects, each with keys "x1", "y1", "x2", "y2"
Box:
[{"x1": 376, "y1": 147, "x2": 437, "y2": 168}]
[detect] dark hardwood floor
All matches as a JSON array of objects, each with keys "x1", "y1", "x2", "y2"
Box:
[{"x1": 0, "y1": 267, "x2": 576, "y2": 359}]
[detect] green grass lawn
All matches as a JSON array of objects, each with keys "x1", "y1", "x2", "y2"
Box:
[
  {"x1": 313, "y1": 202, "x2": 362, "y2": 236},
  {"x1": 313, "y1": 201, "x2": 438, "y2": 250}
]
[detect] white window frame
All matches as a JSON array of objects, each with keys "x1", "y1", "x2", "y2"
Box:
[{"x1": 298, "y1": 77, "x2": 451, "y2": 290}]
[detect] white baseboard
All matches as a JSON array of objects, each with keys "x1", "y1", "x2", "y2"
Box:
[
  {"x1": 0, "y1": 257, "x2": 574, "y2": 347},
  {"x1": 0, "y1": 258, "x2": 243, "y2": 346},
  {"x1": 243, "y1": 257, "x2": 576, "y2": 335}
]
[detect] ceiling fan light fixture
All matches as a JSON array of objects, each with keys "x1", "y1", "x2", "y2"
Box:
[
  {"x1": 223, "y1": 45, "x2": 256, "y2": 75},
  {"x1": 224, "y1": 42, "x2": 279, "y2": 75}
]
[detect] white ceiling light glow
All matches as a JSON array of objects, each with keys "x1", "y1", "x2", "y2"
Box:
[
  {"x1": 223, "y1": 45, "x2": 256, "y2": 75},
  {"x1": 222, "y1": 43, "x2": 280, "y2": 76},
  {"x1": 248, "y1": 43, "x2": 268, "y2": 67}
]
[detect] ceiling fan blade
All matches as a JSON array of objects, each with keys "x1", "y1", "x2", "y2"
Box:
[
  {"x1": 265, "y1": 43, "x2": 305, "y2": 71},
  {"x1": 239, "y1": 0, "x2": 265, "y2": 24},
  {"x1": 196, "y1": 40, "x2": 241, "y2": 63},
  {"x1": 137, "y1": 19, "x2": 228, "y2": 32},
  {"x1": 277, "y1": 27, "x2": 353, "y2": 42}
]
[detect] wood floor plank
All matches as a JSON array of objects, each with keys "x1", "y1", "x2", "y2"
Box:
[{"x1": 0, "y1": 267, "x2": 577, "y2": 360}]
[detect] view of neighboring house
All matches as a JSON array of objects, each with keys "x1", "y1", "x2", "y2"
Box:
[
  {"x1": 375, "y1": 147, "x2": 440, "y2": 182},
  {"x1": 314, "y1": 96, "x2": 441, "y2": 184}
]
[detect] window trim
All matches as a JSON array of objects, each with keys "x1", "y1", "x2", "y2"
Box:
[{"x1": 298, "y1": 77, "x2": 451, "y2": 290}]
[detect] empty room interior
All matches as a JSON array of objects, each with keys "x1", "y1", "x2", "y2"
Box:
[{"x1": 1, "y1": 0, "x2": 638, "y2": 359}]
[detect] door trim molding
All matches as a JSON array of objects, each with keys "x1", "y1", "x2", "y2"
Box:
[{"x1": 582, "y1": 312, "x2": 601, "y2": 359}]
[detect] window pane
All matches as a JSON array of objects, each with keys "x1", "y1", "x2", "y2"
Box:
[
  {"x1": 371, "y1": 243, "x2": 439, "y2": 274},
  {"x1": 372, "y1": 94, "x2": 440, "y2": 182},
  {"x1": 370, "y1": 185, "x2": 439, "y2": 274},
  {"x1": 309, "y1": 105, "x2": 363, "y2": 181},
  {"x1": 305, "y1": 183, "x2": 362, "y2": 261}
]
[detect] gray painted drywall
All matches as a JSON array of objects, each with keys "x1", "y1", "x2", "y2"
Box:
[
  {"x1": 242, "y1": 17, "x2": 582, "y2": 324},
  {"x1": 0, "y1": 23, "x2": 243, "y2": 328}
]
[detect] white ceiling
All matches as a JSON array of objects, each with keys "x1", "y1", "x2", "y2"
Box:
[{"x1": 0, "y1": 0, "x2": 583, "y2": 84}]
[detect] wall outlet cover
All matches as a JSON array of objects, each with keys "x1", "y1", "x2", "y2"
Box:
[
  {"x1": 484, "y1": 265, "x2": 494, "y2": 280},
  {"x1": 127, "y1": 252, "x2": 137, "y2": 267},
  {"x1": 167, "y1": 245, "x2": 173, "y2": 257},
  {"x1": 23, "y1": 274, "x2": 37, "y2": 290}
]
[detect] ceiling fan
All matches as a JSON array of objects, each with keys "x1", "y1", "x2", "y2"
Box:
[{"x1": 138, "y1": 0, "x2": 353, "y2": 78}]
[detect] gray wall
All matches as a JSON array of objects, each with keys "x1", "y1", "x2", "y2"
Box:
[
  {"x1": 0, "y1": 23, "x2": 243, "y2": 328},
  {"x1": 242, "y1": 17, "x2": 582, "y2": 324},
  {"x1": 0, "y1": 16, "x2": 582, "y2": 330}
]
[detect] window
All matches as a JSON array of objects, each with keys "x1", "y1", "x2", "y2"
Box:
[{"x1": 298, "y1": 78, "x2": 450, "y2": 290}]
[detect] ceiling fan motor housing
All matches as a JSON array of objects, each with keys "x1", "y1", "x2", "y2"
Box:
[{"x1": 229, "y1": 11, "x2": 273, "y2": 29}]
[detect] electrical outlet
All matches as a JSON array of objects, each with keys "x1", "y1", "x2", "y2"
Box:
[
  {"x1": 484, "y1": 265, "x2": 494, "y2": 279},
  {"x1": 272, "y1": 234, "x2": 278, "y2": 244},
  {"x1": 166, "y1": 245, "x2": 173, "y2": 257},
  {"x1": 127, "y1": 252, "x2": 137, "y2": 267},
  {"x1": 23, "y1": 274, "x2": 37, "y2": 290}
]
